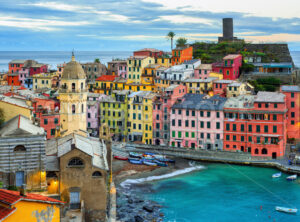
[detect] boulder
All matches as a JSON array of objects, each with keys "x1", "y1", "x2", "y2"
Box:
[
  {"x1": 143, "y1": 206, "x2": 154, "y2": 213},
  {"x1": 134, "y1": 215, "x2": 144, "y2": 222}
]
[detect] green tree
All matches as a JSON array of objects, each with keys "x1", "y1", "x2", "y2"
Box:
[
  {"x1": 176, "y1": 37, "x2": 187, "y2": 47},
  {"x1": 94, "y1": 58, "x2": 100, "y2": 63},
  {"x1": 166, "y1": 31, "x2": 176, "y2": 51},
  {"x1": 0, "y1": 108, "x2": 4, "y2": 126}
]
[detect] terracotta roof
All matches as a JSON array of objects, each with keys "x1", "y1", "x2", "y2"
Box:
[
  {"x1": 96, "y1": 75, "x2": 117, "y2": 81},
  {"x1": 0, "y1": 189, "x2": 64, "y2": 205},
  {"x1": 223, "y1": 54, "x2": 241, "y2": 60},
  {"x1": 0, "y1": 205, "x2": 16, "y2": 221}
]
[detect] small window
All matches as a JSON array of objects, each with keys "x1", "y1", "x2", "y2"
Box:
[
  {"x1": 68, "y1": 157, "x2": 84, "y2": 167},
  {"x1": 92, "y1": 171, "x2": 102, "y2": 177},
  {"x1": 14, "y1": 145, "x2": 26, "y2": 152}
]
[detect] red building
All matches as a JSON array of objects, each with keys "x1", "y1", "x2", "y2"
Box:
[
  {"x1": 32, "y1": 98, "x2": 60, "y2": 139},
  {"x1": 7, "y1": 74, "x2": 21, "y2": 86},
  {"x1": 223, "y1": 92, "x2": 287, "y2": 159},
  {"x1": 212, "y1": 54, "x2": 242, "y2": 80},
  {"x1": 29, "y1": 64, "x2": 48, "y2": 76},
  {"x1": 133, "y1": 48, "x2": 163, "y2": 58},
  {"x1": 213, "y1": 79, "x2": 233, "y2": 97},
  {"x1": 280, "y1": 85, "x2": 300, "y2": 140},
  {"x1": 171, "y1": 46, "x2": 193, "y2": 65},
  {"x1": 8, "y1": 60, "x2": 26, "y2": 74}
]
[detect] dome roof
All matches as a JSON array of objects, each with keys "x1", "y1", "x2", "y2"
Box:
[{"x1": 61, "y1": 55, "x2": 86, "y2": 79}]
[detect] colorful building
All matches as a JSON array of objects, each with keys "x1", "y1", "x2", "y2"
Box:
[
  {"x1": 133, "y1": 48, "x2": 163, "y2": 58},
  {"x1": 32, "y1": 73, "x2": 57, "y2": 90},
  {"x1": 213, "y1": 79, "x2": 234, "y2": 97},
  {"x1": 226, "y1": 82, "x2": 254, "y2": 97},
  {"x1": 182, "y1": 77, "x2": 217, "y2": 95},
  {"x1": 171, "y1": 46, "x2": 193, "y2": 65},
  {"x1": 212, "y1": 54, "x2": 242, "y2": 80},
  {"x1": 127, "y1": 56, "x2": 155, "y2": 83},
  {"x1": 7, "y1": 73, "x2": 21, "y2": 86},
  {"x1": 152, "y1": 84, "x2": 186, "y2": 146},
  {"x1": 107, "y1": 60, "x2": 127, "y2": 78},
  {"x1": 154, "y1": 57, "x2": 172, "y2": 68},
  {"x1": 170, "y1": 94, "x2": 226, "y2": 149},
  {"x1": 223, "y1": 92, "x2": 287, "y2": 158},
  {"x1": 0, "y1": 72, "x2": 7, "y2": 85},
  {"x1": 194, "y1": 64, "x2": 213, "y2": 79},
  {"x1": 0, "y1": 189, "x2": 63, "y2": 222},
  {"x1": 81, "y1": 61, "x2": 107, "y2": 84},
  {"x1": 280, "y1": 85, "x2": 300, "y2": 139},
  {"x1": 99, "y1": 90, "x2": 130, "y2": 141},
  {"x1": 95, "y1": 75, "x2": 118, "y2": 94},
  {"x1": 8, "y1": 60, "x2": 26, "y2": 74},
  {"x1": 127, "y1": 91, "x2": 156, "y2": 144}
]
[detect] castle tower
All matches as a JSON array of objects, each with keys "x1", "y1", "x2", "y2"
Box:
[{"x1": 59, "y1": 53, "x2": 87, "y2": 137}]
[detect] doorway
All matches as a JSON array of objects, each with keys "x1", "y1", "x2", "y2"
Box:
[{"x1": 272, "y1": 152, "x2": 277, "y2": 159}]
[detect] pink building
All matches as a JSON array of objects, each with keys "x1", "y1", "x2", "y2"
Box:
[
  {"x1": 152, "y1": 84, "x2": 186, "y2": 146},
  {"x1": 280, "y1": 85, "x2": 300, "y2": 140},
  {"x1": 213, "y1": 79, "x2": 233, "y2": 97},
  {"x1": 170, "y1": 94, "x2": 227, "y2": 149},
  {"x1": 133, "y1": 48, "x2": 163, "y2": 58},
  {"x1": 194, "y1": 64, "x2": 212, "y2": 79},
  {"x1": 18, "y1": 68, "x2": 30, "y2": 87},
  {"x1": 107, "y1": 60, "x2": 127, "y2": 78},
  {"x1": 212, "y1": 54, "x2": 242, "y2": 80}
]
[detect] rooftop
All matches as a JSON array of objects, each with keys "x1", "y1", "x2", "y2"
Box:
[
  {"x1": 0, "y1": 189, "x2": 63, "y2": 205},
  {"x1": 128, "y1": 56, "x2": 148, "y2": 60},
  {"x1": 223, "y1": 54, "x2": 241, "y2": 60},
  {"x1": 135, "y1": 48, "x2": 161, "y2": 52},
  {"x1": 183, "y1": 59, "x2": 200, "y2": 65},
  {"x1": 214, "y1": 79, "x2": 234, "y2": 84},
  {"x1": 96, "y1": 75, "x2": 117, "y2": 82},
  {"x1": 281, "y1": 85, "x2": 300, "y2": 92},
  {"x1": 228, "y1": 82, "x2": 243, "y2": 87},
  {"x1": 165, "y1": 84, "x2": 179, "y2": 91},
  {"x1": 224, "y1": 95, "x2": 255, "y2": 109},
  {"x1": 128, "y1": 90, "x2": 152, "y2": 98},
  {"x1": 183, "y1": 77, "x2": 217, "y2": 83},
  {"x1": 255, "y1": 91, "x2": 285, "y2": 103},
  {"x1": 195, "y1": 64, "x2": 212, "y2": 70},
  {"x1": 0, "y1": 95, "x2": 32, "y2": 109},
  {"x1": 9, "y1": 60, "x2": 26, "y2": 64}
]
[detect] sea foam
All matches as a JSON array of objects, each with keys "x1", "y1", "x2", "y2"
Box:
[{"x1": 120, "y1": 164, "x2": 205, "y2": 188}]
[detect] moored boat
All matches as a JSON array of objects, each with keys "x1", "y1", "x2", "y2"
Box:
[
  {"x1": 144, "y1": 152, "x2": 155, "y2": 156},
  {"x1": 128, "y1": 159, "x2": 143, "y2": 165},
  {"x1": 114, "y1": 156, "x2": 128, "y2": 161},
  {"x1": 143, "y1": 160, "x2": 157, "y2": 166},
  {"x1": 272, "y1": 172, "x2": 282, "y2": 178},
  {"x1": 154, "y1": 160, "x2": 168, "y2": 167},
  {"x1": 275, "y1": 206, "x2": 298, "y2": 214},
  {"x1": 286, "y1": 175, "x2": 297, "y2": 181},
  {"x1": 129, "y1": 152, "x2": 142, "y2": 158}
]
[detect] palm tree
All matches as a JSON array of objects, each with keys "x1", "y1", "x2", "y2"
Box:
[
  {"x1": 176, "y1": 38, "x2": 187, "y2": 47},
  {"x1": 166, "y1": 31, "x2": 176, "y2": 51}
]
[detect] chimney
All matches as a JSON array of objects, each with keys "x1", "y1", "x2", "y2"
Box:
[{"x1": 20, "y1": 184, "x2": 26, "y2": 196}]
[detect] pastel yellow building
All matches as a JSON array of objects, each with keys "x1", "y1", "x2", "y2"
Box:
[
  {"x1": 226, "y1": 82, "x2": 254, "y2": 97},
  {"x1": 0, "y1": 95, "x2": 32, "y2": 121},
  {"x1": 0, "y1": 189, "x2": 63, "y2": 222},
  {"x1": 154, "y1": 57, "x2": 172, "y2": 68},
  {"x1": 209, "y1": 72, "x2": 223, "y2": 80},
  {"x1": 59, "y1": 54, "x2": 87, "y2": 137},
  {"x1": 182, "y1": 77, "x2": 217, "y2": 96},
  {"x1": 127, "y1": 56, "x2": 155, "y2": 83},
  {"x1": 32, "y1": 72, "x2": 58, "y2": 90},
  {"x1": 127, "y1": 91, "x2": 155, "y2": 144}
]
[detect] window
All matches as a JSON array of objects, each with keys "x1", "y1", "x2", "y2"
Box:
[
  {"x1": 273, "y1": 115, "x2": 277, "y2": 121},
  {"x1": 265, "y1": 103, "x2": 269, "y2": 108},
  {"x1": 233, "y1": 124, "x2": 236, "y2": 131},
  {"x1": 44, "y1": 119, "x2": 48, "y2": 125},
  {"x1": 256, "y1": 125, "x2": 260, "y2": 133},
  {"x1": 291, "y1": 120, "x2": 295, "y2": 125},
  {"x1": 14, "y1": 145, "x2": 26, "y2": 152},
  {"x1": 264, "y1": 126, "x2": 268, "y2": 133},
  {"x1": 92, "y1": 171, "x2": 102, "y2": 177},
  {"x1": 241, "y1": 136, "x2": 245, "y2": 142},
  {"x1": 216, "y1": 134, "x2": 220, "y2": 139},
  {"x1": 201, "y1": 133, "x2": 204, "y2": 138},
  {"x1": 207, "y1": 112, "x2": 211, "y2": 117},
  {"x1": 291, "y1": 102, "x2": 295, "y2": 108},
  {"x1": 216, "y1": 122, "x2": 220, "y2": 129},
  {"x1": 186, "y1": 110, "x2": 189, "y2": 116},
  {"x1": 226, "y1": 135, "x2": 230, "y2": 141},
  {"x1": 54, "y1": 118, "x2": 58, "y2": 124},
  {"x1": 172, "y1": 131, "x2": 175, "y2": 137},
  {"x1": 216, "y1": 112, "x2": 220, "y2": 118},
  {"x1": 51, "y1": 129, "x2": 55, "y2": 136},
  {"x1": 274, "y1": 103, "x2": 277, "y2": 108},
  {"x1": 207, "y1": 133, "x2": 210, "y2": 139},
  {"x1": 72, "y1": 104, "x2": 75, "y2": 114},
  {"x1": 81, "y1": 104, "x2": 84, "y2": 113},
  {"x1": 291, "y1": 112, "x2": 295, "y2": 118},
  {"x1": 172, "y1": 119, "x2": 175, "y2": 126},
  {"x1": 192, "y1": 111, "x2": 195, "y2": 116},
  {"x1": 138, "y1": 124, "x2": 141, "y2": 130},
  {"x1": 240, "y1": 124, "x2": 244, "y2": 132},
  {"x1": 68, "y1": 157, "x2": 84, "y2": 167},
  {"x1": 178, "y1": 131, "x2": 182, "y2": 138},
  {"x1": 207, "y1": 122, "x2": 210, "y2": 129},
  {"x1": 185, "y1": 120, "x2": 189, "y2": 127},
  {"x1": 233, "y1": 135, "x2": 236, "y2": 141},
  {"x1": 291, "y1": 92, "x2": 294, "y2": 98},
  {"x1": 178, "y1": 120, "x2": 182, "y2": 127},
  {"x1": 172, "y1": 109, "x2": 175, "y2": 114},
  {"x1": 262, "y1": 148, "x2": 267, "y2": 155},
  {"x1": 88, "y1": 113, "x2": 91, "y2": 118},
  {"x1": 248, "y1": 136, "x2": 252, "y2": 142},
  {"x1": 255, "y1": 149, "x2": 259, "y2": 154},
  {"x1": 226, "y1": 123, "x2": 230, "y2": 131},
  {"x1": 191, "y1": 132, "x2": 195, "y2": 138},
  {"x1": 185, "y1": 132, "x2": 189, "y2": 138},
  {"x1": 258, "y1": 103, "x2": 261, "y2": 108},
  {"x1": 273, "y1": 126, "x2": 277, "y2": 133},
  {"x1": 178, "y1": 109, "x2": 182, "y2": 115},
  {"x1": 200, "y1": 111, "x2": 204, "y2": 117},
  {"x1": 200, "y1": 121, "x2": 204, "y2": 128},
  {"x1": 257, "y1": 136, "x2": 261, "y2": 144}
]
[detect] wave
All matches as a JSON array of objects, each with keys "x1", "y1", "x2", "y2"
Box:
[{"x1": 120, "y1": 164, "x2": 205, "y2": 188}]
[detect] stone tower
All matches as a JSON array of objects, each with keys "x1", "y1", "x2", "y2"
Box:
[{"x1": 59, "y1": 53, "x2": 87, "y2": 137}]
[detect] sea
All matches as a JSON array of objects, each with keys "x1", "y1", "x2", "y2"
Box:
[
  {"x1": 0, "y1": 51, "x2": 299, "y2": 72},
  {"x1": 125, "y1": 163, "x2": 300, "y2": 222}
]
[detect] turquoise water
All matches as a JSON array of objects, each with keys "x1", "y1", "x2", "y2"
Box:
[{"x1": 144, "y1": 164, "x2": 300, "y2": 222}]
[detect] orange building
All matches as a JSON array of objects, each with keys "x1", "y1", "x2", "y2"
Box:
[
  {"x1": 171, "y1": 46, "x2": 193, "y2": 65},
  {"x1": 7, "y1": 74, "x2": 21, "y2": 86},
  {"x1": 8, "y1": 60, "x2": 26, "y2": 74}
]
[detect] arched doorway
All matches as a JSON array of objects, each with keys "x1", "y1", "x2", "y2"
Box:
[
  {"x1": 262, "y1": 148, "x2": 268, "y2": 155},
  {"x1": 255, "y1": 148, "x2": 259, "y2": 154}
]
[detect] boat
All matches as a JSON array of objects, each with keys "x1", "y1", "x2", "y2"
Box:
[
  {"x1": 286, "y1": 175, "x2": 297, "y2": 181},
  {"x1": 129, "y1": 152, "x2": 142, "y2": 158},
  {"x1": 114, "y1": 156, "x2": 128, "y2": 161},
  {"x1": 154, "y1": 160, "x2": 168, "y2": 167},
  {"x1": 144, "y1": 152, "x2": 155, "y2": 156},
  {"x1": 143, "y1": 156, "x2": 155, "y2": 161},
  {"x1": 128, "y1": 157, "x2": 141, "y2": 161},
  {"x1": 128, "y1": 159, "x2": 143, "y2": 165},
  {"x1": 275, "y1": 206, "x2": 298, "y2": 214},
  {"x1": 272, "y1": 172, "x2": 282, "y2": 178},
  {"x1": 143, "y1": 160, "x2": 157, "y2": 166}
]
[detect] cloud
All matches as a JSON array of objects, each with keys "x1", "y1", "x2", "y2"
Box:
[
  {"x1": 154, "y1": 15, "x2": 214, "y2": 25},
  {"x1": 0, "y1": 14, "x2": 90, "y2": 31},
  {"x1": 245, "y1": 33, "x2": 300, "y2": 43}
]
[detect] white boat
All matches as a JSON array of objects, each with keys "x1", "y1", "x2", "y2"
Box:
[
  {"x1": 286, "y1": 175, "x2": 297, "y2": 181},
  {"x1": 275, "y1": 206, "x2": 298, "y2": 214},
  {"x1": 272, "y1": 172, "x2": 282, "y2": 178}
]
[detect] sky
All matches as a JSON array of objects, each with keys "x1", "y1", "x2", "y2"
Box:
[{"x1": 0, "y1": 0, "x2": 300, "y2": 51}]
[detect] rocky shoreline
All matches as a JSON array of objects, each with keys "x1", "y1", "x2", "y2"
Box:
[{"x1": 113, "y1": 157, "x2": 192, "y2": 222}]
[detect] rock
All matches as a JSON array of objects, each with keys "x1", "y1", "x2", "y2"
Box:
[
  {"x1": 143, "y1": 206, "x2": 154, "y2": 213},
  {"x1": 135, "y1": 199, "x2": 144, "y2": 203},
  {"x1": 128, "y1": 198, "x2": 133, "y2": 204},
  {"x1": 135, "y1": 215, "x2": 144, "y2": 222},
  {"x1": 159, "y1": 213, "x2": 164, "y2": 217}
]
